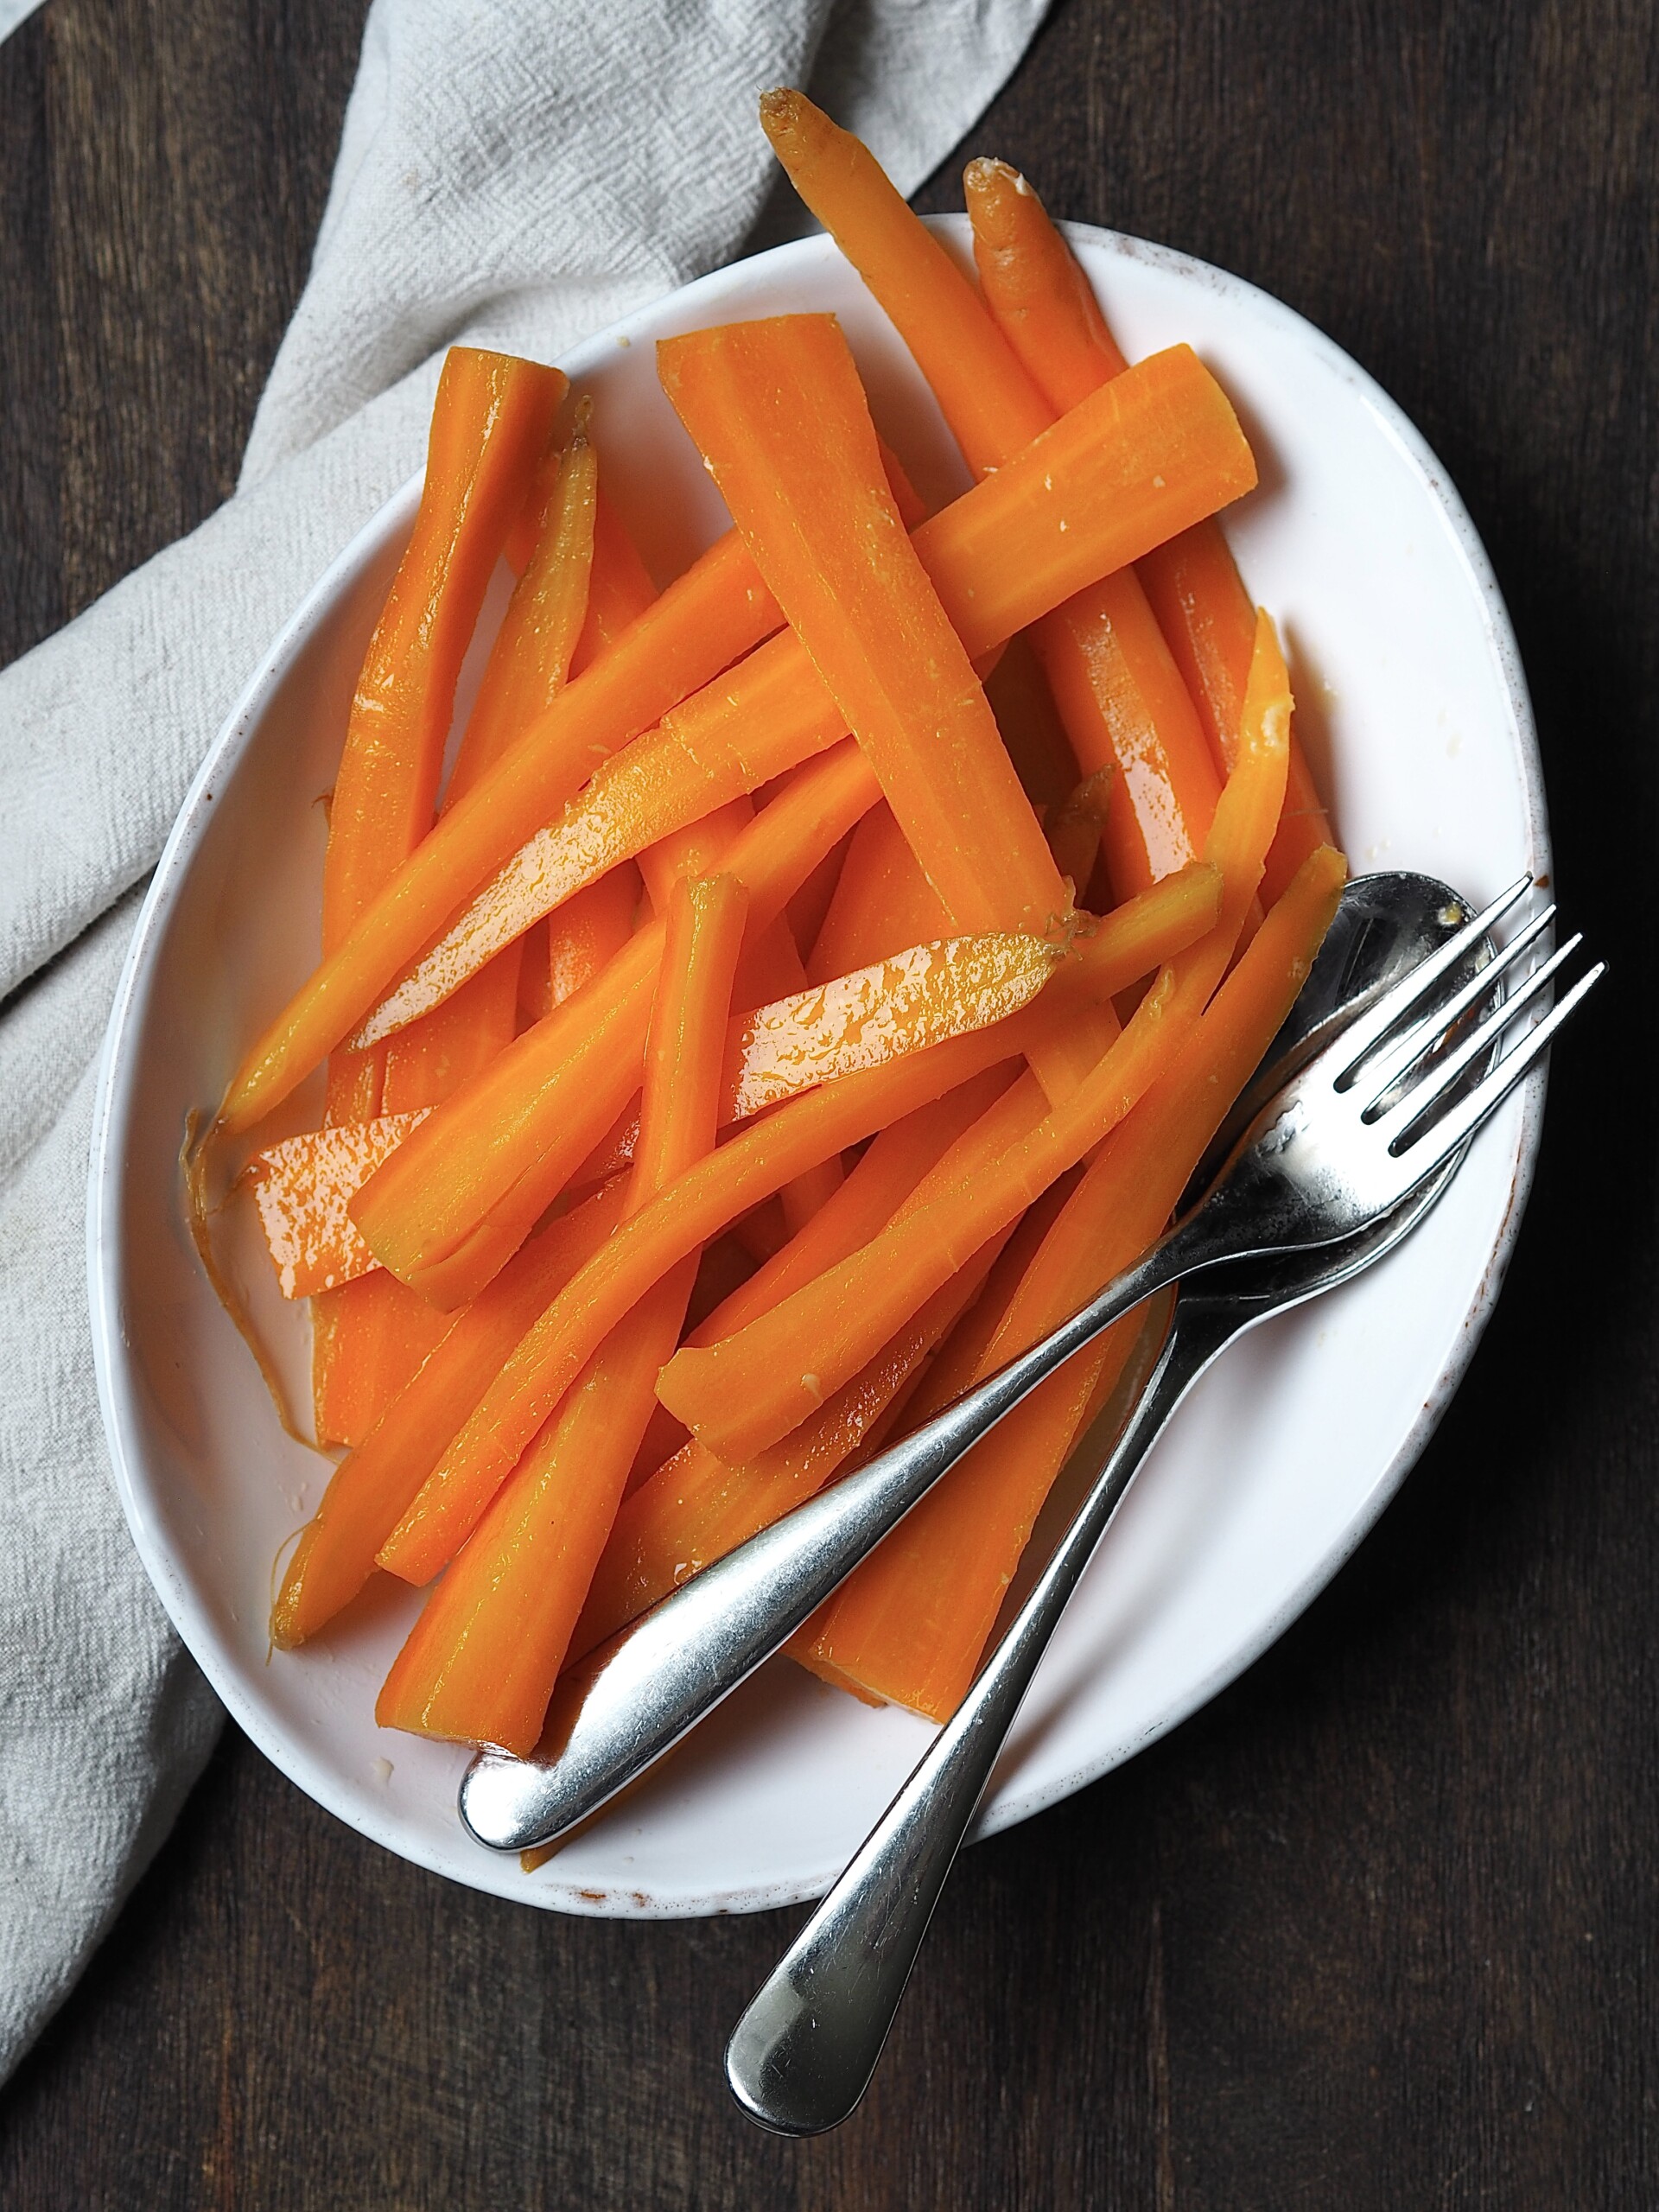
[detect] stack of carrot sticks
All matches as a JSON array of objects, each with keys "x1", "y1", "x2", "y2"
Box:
[{"x1": 209, "y1": 91, "x2": 1344, "y2": 1770}]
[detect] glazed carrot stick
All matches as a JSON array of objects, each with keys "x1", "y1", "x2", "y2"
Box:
[
  {"x1": 760, "y1": 92, "x2": 1221, "y2": 902},
  {"x1": 570, "y1": 1238, "x2": 1008, "y2": 1663},
  {"x1": 249, "y1": 1111, "x2": 430, "y2": 1297},
  {"x1": 964, "y1": 156, "x2": 1335, "y2": 902},
  {"x1": 381, "y1": 424, "x2": 601, "y2": 1114},
  {"x1": 689, "y1": 1069, "x2": 1016, "y2": 1346},
  {"x1": 961, "y1": 156, "x2": 1130, "y2": 406},
  {"x1": 352, "y1": 742, "x2": 882, "y2": 1309},
  {"x1": 321, "y1": 347, "x2": 567, "y2": 960},
  {"x1": 217, "y1": 523, "x2": 783, "y2": 1135},
  {"x1": 757, "y1": 90, "x2": 1052, "y2": 474},
  {"x1": 271, "y1": 1178, "x2": 626, "y2": 1647},
  {"x1": 723, "y1": 930, "x2": 1058, "y2": 1118},
  {"x1": 375, "y1": 876, "x2": 750, "y2": 1738},
  {"x1": 247, "y1": 343, "x2": 1253, "y2": 1114},
  {"x1": 652, "y1": 991, "x2": 1172, "y2": 1463},
  {"x1": 399, "y1": 1014, "x2": 1042, "y2": 1554},
  {"x1": 309, "y1": 348, "x2": 565, "y2": 1440},
  {"x1": 806, "y1": 804, "x2": 952, "y2": 984},
  {"x1": 654, "y1": 616, "x2": 1291, "y2": 1459},
  {"x1": 800, "y1": 842, "x2": 1345, "y2": 1715},
  {"x1": 660, "y1": 314, "x2": 1067, "y2": 938},
  {"x1": 310, "y1": 1274, "x2": 453, "y2": 1450},
  {"x1": 546, "y1": 861, "x2": 642, "y2": 1012},
  {"x1": 632, "y1": 874, "x2": 750, "y2": 1198}
]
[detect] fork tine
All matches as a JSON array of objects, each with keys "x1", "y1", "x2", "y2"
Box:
[
  {"x1": 1360, "y1": 903, "x2": 1558, "y2": 1110},
  {"x1": 1375, "y1": 932, "x2": 1581, "y2": 1138},
  {"x1": 1320, "y1": 874, "x2": 1535, "y2": 1090},
  {"x1": 1386, "y1": 959, "x2": 1603, "y2": 1169}
]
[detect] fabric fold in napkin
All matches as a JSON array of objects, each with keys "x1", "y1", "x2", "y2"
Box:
[{"x1": 0, "y1": 0, "x2": 1048, "y2": 2082}]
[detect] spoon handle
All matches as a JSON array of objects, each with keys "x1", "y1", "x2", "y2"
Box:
[
  {"x1": 461, "y1": 1214, "x2": 1236, "y2": 1854},
  {"x1": 724, "y1": 1296, "x2": 1230, "y2": 2136}
]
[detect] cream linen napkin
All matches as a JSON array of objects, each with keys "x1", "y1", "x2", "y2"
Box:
[{"x1": 0, "y1": 0, "x2": 1047, "y2": 2082}]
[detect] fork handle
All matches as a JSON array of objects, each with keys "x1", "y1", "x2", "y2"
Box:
[
  {"x1": 460, "y1": 1207, "x2": 1239, "y2": 1857},
  {"x1": 724, "y1": 1299, "x2": 1221, "y2": 2133}
]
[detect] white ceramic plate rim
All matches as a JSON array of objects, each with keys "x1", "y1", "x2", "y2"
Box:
[{"x1": 88, "y1": 219, "x2": 1548, "y2": 1914}]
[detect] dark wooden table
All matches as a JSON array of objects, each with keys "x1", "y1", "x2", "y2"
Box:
[{"x1": 3, "y1": 3, "x2": 1654, "y2": 2203}]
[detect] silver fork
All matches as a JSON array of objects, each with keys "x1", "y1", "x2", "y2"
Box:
[{"x1": 461, "y1": 874, "x2": 1599, "y2": 1864}]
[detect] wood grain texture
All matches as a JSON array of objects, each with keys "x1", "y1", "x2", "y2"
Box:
[{"x1": 2, "y1": 0, "x2": 1656, "y2": 2203}]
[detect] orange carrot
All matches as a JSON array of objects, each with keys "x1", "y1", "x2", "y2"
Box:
[
  {"x1": 806, "y1": 803, "x2": 952, "y2": 985},
  {"x1": 375, "y1": 874, "x2": 750, "y2": 1740},
  {"x1": 964, "y1": 156, "x2": 1336, "y2": 901},
  {"x1": 380, "y1": 427, "x2": 601, "y2": 1114},
  {"x1": 631, "y1": 874, "x2": 751, "y2": 1201},
  {"x1": 757, "y1": 90, "x2": 1051, "y2": 475},
  {"x1": 309, "y1": 348, "x2": 564, "y2": 1440},
  {"x1": 723, "y1": 929, "x2": 1058, "y2": 1118},
  {"x1": 310, "y1": 1273, "x2": 453, "y2": 1450},
  {"x1": 248, "y1": 1112, "x2": 431, "y2": 1297},
  {"x1": 352, "y1": 742, "x2": 881, "y2": 1308},
  {"x1": 230, "y1": 340, "x2": 1255, "y2": 1125},
  {"x1": 982, "y1": 636, "x2": 1080, "y2": 813},
  {"x1": 801, "y1": 841, "x2": 1345, "y2": 1715},
  {"x1": 271, "y1": 1178, "x2": 625, "y2": 1646},
  {"x1": 653, "y1": 615, "x2": 1291, "y2": 1459},
  {"x1": 760, "y1": 93, "x2": 1222, "y2": 903},
  {"x1": 321, "y1": 347, "x2": 567, "y2": 958},
  {"x1": 398, "y1": 1014, "x2": 1042, "y2": 1558},
  {"x1": 570, "y1": 1237, "x2": 1007, "y2": 1663},
  {"x1": 659, "y1": 314, "x2": 1067, "y2": 938}
]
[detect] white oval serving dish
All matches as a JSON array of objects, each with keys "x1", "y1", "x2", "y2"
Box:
[{"x1": 89, "y1": 220, "x2": 1548, "y2": 1915}]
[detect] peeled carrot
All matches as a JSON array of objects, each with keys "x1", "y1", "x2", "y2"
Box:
[
  {"x1": 570, "y1": 1239, "x2": 1007, "y2": 1663},
  {"x1": 309, "y1": 347, "x2": 565, "y2": 1440},
  {"x1": 271, "y1": 1178, "x2": 626, "y2": 1647},
  {"x1": 228, "y1": 340, "x2": 1255, "y2": 1128},
  {"x1": 964, "y1": 155, "x2": 1335, "y2": 903},
  {"x1": 689, "y1": 1069, "x2": 1016, "y2": 1347},
  {"x1": 801, "y1": 841, "x2": 1345, "y2": 1715},
  {"x1": 255, "y1": 843, "x2": 1217, "y2": 1313},
  {"x1": 631, "y1": 874, "x2": 751, "y2": 1201},
  {"x1": 652, "y1": 982, "x2": 1179, "y2": 1462},
  {"x1": 375, "y1": 874, "x2": 750, "y2": 1740},
  {"x1": 654, "y1": 615, "x2": 1291, "y2": 1459},
  {"x1": 723, "y1": 930, "x2": 1058, "y2": 1118},
  {"x1": 381, "y1": 424, "x2": 601, "y2": 1115},
  {"x1": 757, "y1": 90, "x2": 1051, "y2": 475},
  {"x1": 217, "y1": 524, "x2": 783, "y2": 1135},
  {"x1": 321, "y1": 347, "x2": 567, "y2": 959},
  {"x1": 352, "y1": 742, "x2": 881, "y2": 1309},
  {"x1": 399, "y1": 1013, "x2": 1043, "y2": 1554},
  {"x1": 806, "y1": 803, "x2": 952, "y2": 985},
  {"x1": 760, "y1": 92, "x2": 1220, "y2": 902},
  {"x1": 249, "y1": 1111, "x2": 430, "y2": 1297},
  {"x1": 660, "y1": 314, "x2": 1067, "y2": 938},
  {"x1": 311, "y1": 1274, "x2": 453, "y2": 1450}
]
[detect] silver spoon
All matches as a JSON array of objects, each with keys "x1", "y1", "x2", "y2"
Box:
[{"x1": 462, "y1": 873, "x2": 1517, "y2": 1859}]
